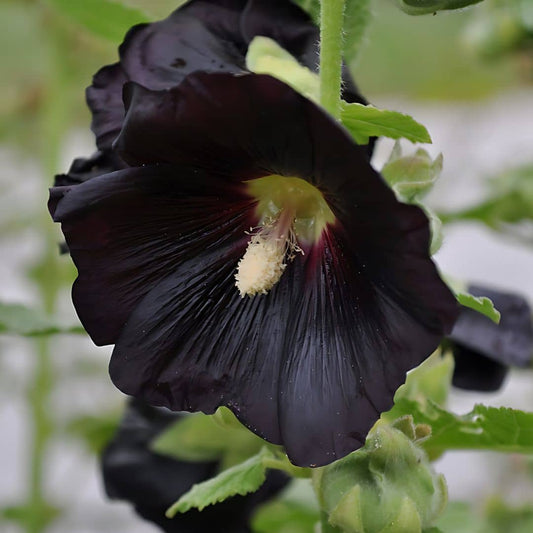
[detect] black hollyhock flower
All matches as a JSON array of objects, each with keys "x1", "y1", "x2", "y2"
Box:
[
  {"x1": 449, "y1": 284, "x2": 533, "y2": 392},
  {"x1": 102, "y1": 399, "x2": 288, "y2": 532},
  {"x1": 87, "y1": 0, "x2": 369, "y2": 154},
  {"x1": 50, "y1": 72, "x2": 458, "y2": 467}
]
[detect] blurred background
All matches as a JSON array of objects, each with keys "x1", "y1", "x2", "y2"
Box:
[{"x1": 1, "y1": 0, "x2": 533, "y2": 531}]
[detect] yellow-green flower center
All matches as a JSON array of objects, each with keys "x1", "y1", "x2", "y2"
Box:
[
  {"x1": 235, "y1": 175, "x2": 335, "y2": 297},
  {"x1": 247, "y1": 175, "x2": 335, "y2": 243}
]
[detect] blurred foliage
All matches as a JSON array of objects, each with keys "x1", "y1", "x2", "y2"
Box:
[
  {"x1": 436, "y1": 499, "x2": 533, "y2": 533},
  {"x1": 354, "y1": 0, "x2": 523, "y2": 99},
  {"x1": 67, "y1": 412, "x2": 121, "y2": 454},
  {"x1": 1, "y1": 0, "x2": 530, "y2": 166},
  {"x1": 440, "y1": 164, "x2": 533, "y2": 245},
  {"x1": 153, "y1": 407, "x2": 268, "y2": 470},
  {"x1": 0, "y1": 301, "x2": 84, "y2": 336}
]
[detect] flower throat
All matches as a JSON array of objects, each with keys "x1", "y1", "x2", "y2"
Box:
[{"x1": 235, "y1": 175, "x2": 335, "y2": 297}]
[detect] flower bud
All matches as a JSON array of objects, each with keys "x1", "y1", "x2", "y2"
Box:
[{"x1": 313, "y1": 418, "x2": 447, "y2": 533}]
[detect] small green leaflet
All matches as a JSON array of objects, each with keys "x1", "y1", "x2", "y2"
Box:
[
  {"x1": 341, "y1": 102, "x2": 432, "y2": 145},
  {"x1": 395, "y1": 0, "x2": 485, "y2": 16},
  {"x1": 45, "y1": 0, "x2": 151, "y2": 42},
  {"x1": 456, "y1": 291, "x2": 501, "y2": 324},
  {"x1": 166, "y1": 448, "x2": 273, "y2": 516},
  {"x1": 0, "y1": 302, "x2": 85, "y2": 337},
  {"x1": 393, "y1": 398, "x2": 533, "y2": 455}
]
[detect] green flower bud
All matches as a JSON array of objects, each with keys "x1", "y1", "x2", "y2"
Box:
[{"x1": 313, "y1": 418, "x2": 447, "y2": 533}]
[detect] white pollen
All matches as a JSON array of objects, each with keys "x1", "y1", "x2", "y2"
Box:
[{"x1": 235, "y1": 235, "x2": 286, "y2": 297}]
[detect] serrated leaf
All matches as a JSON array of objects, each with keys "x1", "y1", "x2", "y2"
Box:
[
  {"x1": 456, "y1": 291, "x2": 501, "y2": 324},
  {"x1": 166, "y1": 448, "x2": 272, "y2": 516},
  {"x1": 45, "y1": 0, "x2": 151, "y2": 41},
  {"x1": 396, "y1": 0, "x2": 485, "y2": 16},
  {"x1": 341, "y1": 102, "x2": 432, "y2": 145},
  {"x1": 392, "y1": 398, "x2": 533, "y2": 455},
  {"x1": 0, "y1": 302, "x2": 85, "y2": 337}
]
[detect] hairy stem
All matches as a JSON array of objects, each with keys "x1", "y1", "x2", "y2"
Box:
[{"x1": 319, "y1": 0, "x2": 346, "y2": 119}]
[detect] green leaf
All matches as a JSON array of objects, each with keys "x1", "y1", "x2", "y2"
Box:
[
  {"x1": 166, "y1": 448, "x2": 273, "y2": 516},
  {"x1": 340, "y1": 102, "x2": 432, "y2": 145},
  {"x1": 246, "y1": 37, "x2": 320, "y2": 102},
  {"x1": 152, "y1": 408, "x2": 266, "y2": 469},
  {"x1": 396, "y1": 0, "x2": 485, "y2": 16},
  {"x1": 439, "y1": 165, "x2": 533, "y2": 243},
  {"x1": 252, "y1": 479, "x2": 320, "y2": 533},
  {"x1": 45, "y1": 0, "x2": 151, "y2": 41},
  {"x1": 118, "y1": 0, "x2": 186, "y2": 19},
  {"x1": 456, "y1": 291, "x2": 501, "y2": 324},
  {"x1": 485, "y1": 498, "x2": 533, "y2": 533},
  {"x1": 0, "y1": 302, "x2": 85, "y2": 337},
  {"x1": 393, "y1": 399, "x2": 533, "y2": 455},
  {"x1": 386, "y1": 352, "x2": 455, "y2": 415}
]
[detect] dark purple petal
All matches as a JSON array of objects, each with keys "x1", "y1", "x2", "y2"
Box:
[
  {"x1": 117, "y1": 74, "x2": 315, "y2": 176},
  {"x1": 86, "y1": 0, "x2": 373, "y2": 154},
  {"x1": 53, "y1": 72, "x2": 458, "y2": 466},
  {"x1": 86, "y1": 2, "x2": 246, "y2": 151},
  {"x1": 86, "y1": 64, "x2": 129, "y2": 151},
  {"x1": 104, "y1": 211, "x2": 454, "y2": 466},
  {"x1": 241, "y1": 0, "x2": 319, "y2": 70},
  {"x1": 49, "y1": 165, "x2": 253, "y2": 345},
  {"x1": 449, "y1": 284, "x2": 533, "y2": 392},
  {"x1": 451, "y1": 346, "x2": 508, "y2": 392},
  {"x1": 450, "y1": 285, "x2": 533, "y2": 368},
  {"x1": 54, "y1": 150, "x2": 126, "y2": 187},
  {"x1": 103, "y1": 399, "x2": 287, "y2": 533}
]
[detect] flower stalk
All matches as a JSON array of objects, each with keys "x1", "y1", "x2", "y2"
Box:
[{"x1": 319, "y1": 0, "x2": 346, "y2": 119}]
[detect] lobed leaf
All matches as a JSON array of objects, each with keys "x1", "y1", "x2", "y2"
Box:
[
  {"x1": 456, "y1": 291, "x2": 501, "y2": 324},
  {"x1": 392, "y1": 398, "x2": 533, "y2": 455}
]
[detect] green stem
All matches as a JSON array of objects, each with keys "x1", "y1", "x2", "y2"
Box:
[
  {"x1": 319, "y1": 0, "x2": 346, "y2": 119},
  {"x1": 23, "y1": 6, "x2": 70, "y2": 532},
  {"x1": 26, "y1": 340, "x2": 54, "y2": 533}
]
